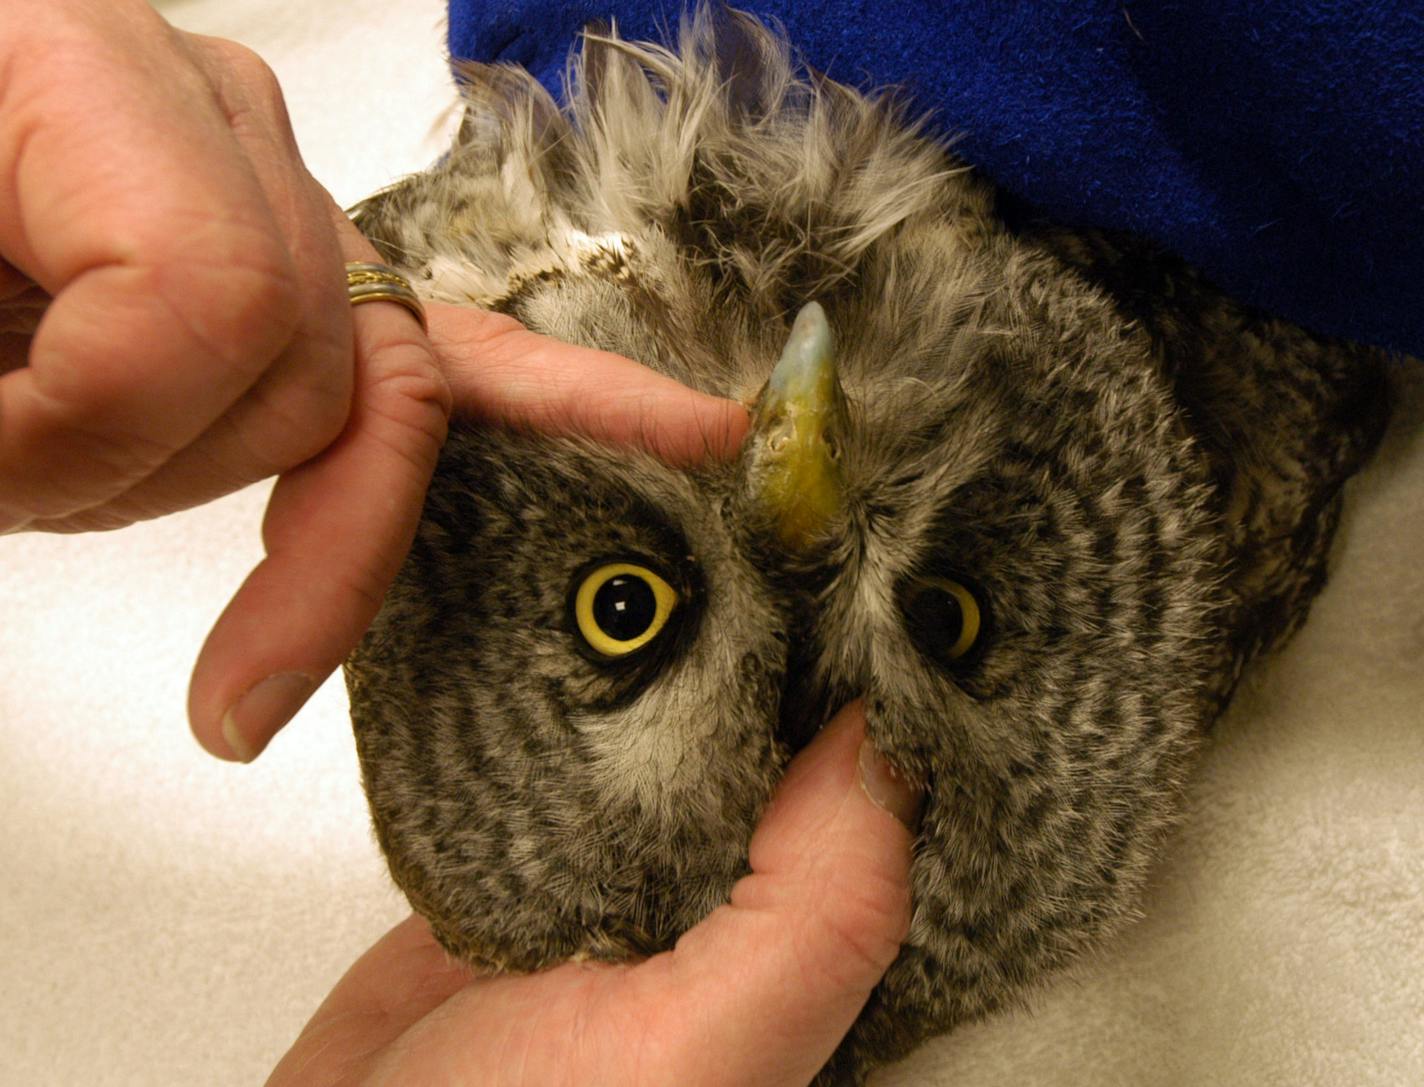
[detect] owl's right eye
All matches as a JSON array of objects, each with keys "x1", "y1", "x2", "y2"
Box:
[{"x1": 570, "y1": 560, "x2": 680, "y2": 660}]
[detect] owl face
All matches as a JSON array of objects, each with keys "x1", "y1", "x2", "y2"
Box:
[
  {"x1": 346, "y1": 9, "x2": 1386, "y2": 1079},
  {"x1": 348, "y1": 231, "x2": 1224, "y2": 998}
]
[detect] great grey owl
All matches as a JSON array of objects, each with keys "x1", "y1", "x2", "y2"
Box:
[{"x1": 344, "y1": 9, "x2": 1390, "y2": 1082}]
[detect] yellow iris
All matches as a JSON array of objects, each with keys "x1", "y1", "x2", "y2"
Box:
[
  {"x1": 937, "y1": 578, "x2": 981, "y2": 660},
  {"x1": 572, "y1": 562, "x2": 680, "y2": 658},
  {"x1": 908, "y1": 576, "x2": 982, "y2": 662}
]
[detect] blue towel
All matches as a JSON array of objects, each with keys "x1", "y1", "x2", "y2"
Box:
[{"x1": 447, "y1": 2, "x2": 1424, "y2": 358}]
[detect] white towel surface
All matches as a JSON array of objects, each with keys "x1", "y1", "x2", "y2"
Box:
[{"x1": 2, "y1": 3, "x2": 1420, "y2": 1084}]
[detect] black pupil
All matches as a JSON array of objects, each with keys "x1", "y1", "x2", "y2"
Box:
[
  {"x1": 906, "y1": 587, "x2": 964, "y2": 656},
  {"x1": 593, "y1": 574, "x2": 658, "y2": 641}
]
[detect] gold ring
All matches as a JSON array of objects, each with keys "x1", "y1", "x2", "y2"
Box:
[{"x1": 345, "y1": 261, "x2": 427, "y2": 331}]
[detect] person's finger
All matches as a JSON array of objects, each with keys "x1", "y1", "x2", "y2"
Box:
[
  {"x1": 0, "y1": 2, "x2": 303, "y2": 528},
  {"x1": 426, "y1": 302, "x2": 750, "y2": 468},
  {"x1": 625, "y1": 699, "x2": 920, "y2": 1086},
  {"x1": 266, "y1": 915, "x2": 476, "y2": 1087},
  {"x1": 0, "y1": 258, "x2": 33, "y2": 299},
  {"x1": 344, "y1": 701, "x2": 920, "y2": 1087},
  {"x1": 0, "y1": 283, "x2": 45, "y2": 375},
  {"x1": 188, "y1": 221, "x2": 450, "y2": 762}
]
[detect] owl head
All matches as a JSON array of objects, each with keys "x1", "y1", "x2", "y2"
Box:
[{"x1": 345, "y1": 9, "x2": 1388, "y2": 1078}]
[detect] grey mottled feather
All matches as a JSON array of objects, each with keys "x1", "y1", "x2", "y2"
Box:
[{"x1": 345, "y1": 9, "x2": 1390, "y2": 1082}]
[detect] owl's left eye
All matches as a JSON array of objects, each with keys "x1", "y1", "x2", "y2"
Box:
[
  {"x1": 570, "y1": 561, "x2": 680, "y2": 659},
  {"x1": 901, "y1": 575, "x2": 987, "y2": 668}
]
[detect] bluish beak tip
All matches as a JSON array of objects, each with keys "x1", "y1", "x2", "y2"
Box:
[{"x1": 768, "y1": 301, "x2": 833, "y2": 397}]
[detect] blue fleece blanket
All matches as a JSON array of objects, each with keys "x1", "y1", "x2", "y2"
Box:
[{"x1": 448, "y1": 2, "x2": 1424, "y2": 358}]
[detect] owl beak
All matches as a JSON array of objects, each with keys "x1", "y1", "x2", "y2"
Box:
[{"x1": 745, "y1": 301, "x2": 847, "y2": 552}]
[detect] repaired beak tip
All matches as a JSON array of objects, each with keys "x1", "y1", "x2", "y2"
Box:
[
  {"x1": 747, "y1": 300, "x2": 847, "y2": 551},
  {"x1": 766, "y1": 301, "x2": 834, "y2": 402}
]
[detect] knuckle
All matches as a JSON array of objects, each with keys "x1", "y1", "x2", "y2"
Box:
[
  {"x1": 240, "y1": 56, "x2": 285, "y2": 115},
  {"x1": 205, "y1": 37, "x2": 276, "y2": 91},
  {"x1": 206, "y1": 36, "x2": 291, "y2": 124},
  {"x1": 366, "y1": 335, "x2": 455, "y2": 431},
  {"x1": 300, "y1": 364, "x2": 356, "y2": 443},
  {"x1": 4, "y1": 414, "x2": 173, "y2": 523},
  {"x1": 331, "y1": 560, "x2": 393, "y2": 621},
  {"x1": 365, "y1": 366, "x2": 453, "y2": 474},
  {"x1": 228, "y1": 244, "x2": 302, "y2": 327},
  {"x1": 242, "y1": 367, "x2": 353, "y2": 473},
  {"x1": 804, "y1": 868, "x2": 911, "y2": 987},
  {"x1": 161, "y1": 224, "x2": 303, "y2": 365}
]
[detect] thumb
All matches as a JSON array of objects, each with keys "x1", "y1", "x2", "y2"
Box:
[
  {"x1": 642, "y1": 700, "x2": 921, "y2": 1087},
  {"x1": 269, "y1": 702, "x2": 919, "y2": 1087}
]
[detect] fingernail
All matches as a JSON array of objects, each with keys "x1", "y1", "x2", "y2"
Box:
[
  {"x1": 220, "y1": 672, "x2": 315, "y2": 762},
  {"x1": 857, "y1": 738, "x2": 924, "y2": 831}
]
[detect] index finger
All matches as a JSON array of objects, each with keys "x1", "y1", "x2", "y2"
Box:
[
  {"x1": 0, "y1": 2, "x2": 299, "y2": 525},
  {"x1": 425, "y1": 301, "x2": 750, "y2": 468}
]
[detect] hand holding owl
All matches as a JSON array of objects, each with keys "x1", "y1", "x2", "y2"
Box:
[
  {"x1": 271, "y1": 702, "x2": 920, "y2": 1087},
  {"x1": 0, "y1": 0, "x2": 746, "y2": 762}
]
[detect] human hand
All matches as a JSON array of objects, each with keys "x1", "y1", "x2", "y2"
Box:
[
  {"x1": 0, "y1": 0, "x2": 746, "y2": 760},
  {"x1": 188, "y1": 300, "x2": 747, "y2": 762},
  {"x1": 269, "y1": 700, "x2": 919, "y2": 1087},
  {"x1": 0, "y1": 0, "x2": 393, "y2": 534}
]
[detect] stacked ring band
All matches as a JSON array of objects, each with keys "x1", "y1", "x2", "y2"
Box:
[{"x1": 345, "y1": 261, "x2": 428, "y2": 330}]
